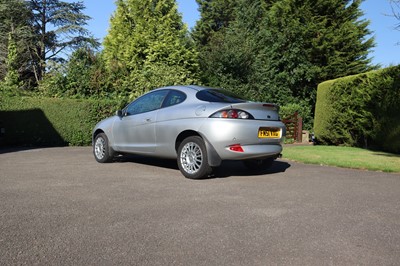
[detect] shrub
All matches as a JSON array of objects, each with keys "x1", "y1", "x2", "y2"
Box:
[
  {"x1": 280, "y1": 100, "x2": 313, "y2": 130},
  {"x1": 314, "y1": 66, "x2": 400, "y2": 153},
  {"x1": 0, "y1": 96, "x2": 125, "y2": 146}
]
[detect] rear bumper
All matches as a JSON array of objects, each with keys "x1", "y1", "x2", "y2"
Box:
[
  {"x1": 200, "y1": 119, "x2": 286, "y2": 163},
  {"x1": 222, "y1": 143, "x2": 283, "y2": 160}
]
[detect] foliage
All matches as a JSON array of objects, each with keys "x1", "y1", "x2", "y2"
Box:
[
  {"x1": 36, "y1": 48, "x2": 117, "y2": 99},
  {"x1": 0, "y1": 0, "x2": 98, "y2": 91},
  {"x1": 0, "y1": 0, "x2": 385, "y2": 150},
  {"x1": 27, "y1": 0, "x2": 99, "y2": 83},
  {"x1": 193, "y1": 0, "x2": 237, "y2": 46},
  {"x1": 192, "y1": 0, "x2": 241, "y2": 90},
  {"x1": 0, "y1": 0, "x2": 35, "y2": 88},
  {"x1": 0, "y1": 96, "x2": 125, "y2": 146},
  {"x1": 37, "y1": 62, "x2": 67, "y2": 98},
  {"x1": 63, "y1": 48, "x2": 112, "y2": 98},
  {"x1": 193, "y1": 0, "x2": 375, "y2": 126},
  {"x1": 2, "y1": 33, "x2": 20, "y2": 91},
  {"x1": 192, "y1": 0, "x2": 238, "y2": 86},
  {"x1": 314, "y1": 65, "x2": 400, "y2": 153},
  {"x1": 280, "y1": 101, "x2": 313, "y2": 130},
  {"x1": 313, "y1": 79, "x2": 336, "y2": 142},
  {"x1": 327, "y1": 75, "x2": 375, "y2": 147},
  {"x1": 103, "y1": 0, "x2": 199, "y2": 97},
  {"x1": 264, "y1": 0, "x2": 375, "y2": 102}
]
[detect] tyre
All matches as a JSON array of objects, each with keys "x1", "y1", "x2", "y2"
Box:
[
  {"x1": 93, "y1": 133, "x2": 115, "y2": 163},
  {"x1": 177, "y1": 136, "x2": 213, "y2": 179},
  {"x1": 243, "y1": 157, "x2": 275, "y2": 171}
]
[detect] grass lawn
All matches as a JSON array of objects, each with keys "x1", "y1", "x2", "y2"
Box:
[{"x1": 282, "y1": 145, "x2": 400, "y2": 173}]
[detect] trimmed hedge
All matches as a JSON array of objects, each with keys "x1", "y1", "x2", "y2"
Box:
[
  {"x1": 0, "y1": 96, "x2": 125, "y2": 146},
  {"x1": 314, "y1": 65, "x2": 400, "y2": 153}
]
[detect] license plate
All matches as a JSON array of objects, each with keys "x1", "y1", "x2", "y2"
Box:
[{"x1": 258, "y1": 128, "x2": 281, "y2": 138}]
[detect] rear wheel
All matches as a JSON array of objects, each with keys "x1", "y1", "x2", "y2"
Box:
[
  {"x1": 243, "y1": 157, "x2": 275, "y2": 171},
  {"x1": 93, "y1": 133, "x2": 114, "y2": 163},
  {"x1": 177, "y1": 136, "x2": 213, "y2": 179}
]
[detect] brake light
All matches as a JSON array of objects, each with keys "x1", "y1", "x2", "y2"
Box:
[
  {"x1": 210, "y1": 109, "x2": 253, "y2": 119},
  {"x1": 229, "y1": 144, "x2": 244, "y2": 152}
]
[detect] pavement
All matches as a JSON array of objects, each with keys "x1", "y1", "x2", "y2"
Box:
[{"x1": 0, "y1": 147, "x2": 399, "y2": 265}]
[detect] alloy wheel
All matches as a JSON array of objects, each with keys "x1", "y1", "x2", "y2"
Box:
[{"x1": 180, "y1": 141, "x2": 203, "y2": 174}]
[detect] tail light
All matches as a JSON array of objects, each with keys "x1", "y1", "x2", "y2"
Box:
[
  {"x1": 229, "y1": 144, "x2": 244, "y2": 152},
  {"x1": 210, "y1": 109, "x2": 254, "y2": 119}
]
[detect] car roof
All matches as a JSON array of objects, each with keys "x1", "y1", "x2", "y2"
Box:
[
  {"x1": 149, "y1": 85, "x2": 211, "y2": 95},
  {"x1": 154, "y1": 85, "x2": 215, "y2": 92}
]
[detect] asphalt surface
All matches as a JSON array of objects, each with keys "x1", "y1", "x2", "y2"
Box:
[{"x1": 0, "y1": 147, "x2": 399, "y2": 265}]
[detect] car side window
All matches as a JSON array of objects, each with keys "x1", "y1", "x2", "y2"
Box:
[
  {"x1": 125, "y1": 90, "x2": 169, "y2": 116},
  {"x1": 162, "y1": 90, "x2": 187, "y2": 108}
]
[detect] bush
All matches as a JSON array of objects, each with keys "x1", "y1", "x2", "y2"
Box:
[
  {"x1": 0, "y1": 96, "x2": 125, "y2": 146},
  {"x1": 280, "y1": 100, "x2": 313, "y2": 130},
  {"x1": 314, "y1": 66, "x2": 400, "y2": 153}
]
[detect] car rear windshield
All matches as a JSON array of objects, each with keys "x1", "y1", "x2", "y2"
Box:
[{"x1": 196, "y1": 89, "x2": 247, "y2": 103}]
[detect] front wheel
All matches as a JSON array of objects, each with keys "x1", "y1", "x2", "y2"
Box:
[
  {"x1": 93, "y1": 133, "x2": 114, "y2": 163},
  {"x1": 177, "y1": 136, "x2": 213, "y2": 179}
]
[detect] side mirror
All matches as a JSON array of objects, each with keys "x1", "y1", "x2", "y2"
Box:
[{"x1": 116, "y1": 110, "x2": 123, "y2": 117}]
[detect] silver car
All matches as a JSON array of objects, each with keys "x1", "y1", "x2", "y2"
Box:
[{"x1": 93, "y1": 85, "x2": 286, "y2": 179}]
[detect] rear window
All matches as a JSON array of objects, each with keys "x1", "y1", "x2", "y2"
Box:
[{"x1": 196, "y1": 89, "x2": 247, "y2": 103}]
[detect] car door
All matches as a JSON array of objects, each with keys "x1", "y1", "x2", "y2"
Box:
[{"x1": 113, "y1": 90, "x2": 169, "y2": 153}]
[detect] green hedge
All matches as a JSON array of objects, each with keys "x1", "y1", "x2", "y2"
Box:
[
  {"x1": 314, "y1": 65, "x2": 400, "y2": 153},
  {"x1": 0, "y1": 96, "x2": 125, "y2": 146}
]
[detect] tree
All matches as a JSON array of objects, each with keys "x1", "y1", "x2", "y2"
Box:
[
  {"x1": 28, "y1": 0, "x2": 99, "y2": 83},
  {"x1": 390, "y1": 0, "x2": 400, "y2": 31},
  {"x1": 64, "y1": 48, "x2": 113, "y2": 98},
  {"x1": 0, "y1": 0, "x2": 34, "y2": 89},
  {"x1": 193, "y1": 0, "x2": 375, "y2": 129},
  {"x1": 192, "y1": 0, "x2": 238, "y2": 85},
  {"x1": 3, "y1": 33, "x2": 20, "y2": 90},
  {"x1": 260, "y1": 0, "x2": 375, "y2": 104},
  {"x1": 103, "y1": 0, "x2": 198, "y2": 98},
  {"x1": 192, "y1": 0, "x2": 237, "y2": 46}
]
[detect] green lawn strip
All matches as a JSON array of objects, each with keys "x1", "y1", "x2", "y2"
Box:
[{"x1": 282, "y1": 145, "x2": 400, "y2": 173}]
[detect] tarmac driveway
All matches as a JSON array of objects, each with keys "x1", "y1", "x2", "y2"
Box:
[{"x1": 0, "y1": 147, "x2": 399, "y2": 265}]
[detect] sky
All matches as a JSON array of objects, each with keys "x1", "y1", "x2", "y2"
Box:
[{"x1": 81, "y1": 0, "x2": 400, "y2": 67}]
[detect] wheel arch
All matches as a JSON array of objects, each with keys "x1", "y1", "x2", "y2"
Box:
[
  {"x1": 92, "y1": 129, "x2": 105, "y2": 144},
  {"x1": 175, "y1": 130, "x2": 222, "y2": 167}
]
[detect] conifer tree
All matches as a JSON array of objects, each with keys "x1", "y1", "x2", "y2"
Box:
[
  {"x1": 260, "y1": 0, "x2": 375, "y2": 104},
  {"x1": 194, "y1": 0, "x2": 374, "y2": 100},
  {"x1": 192, "y1": 0, "x2": 238, "y2": 85},
  {"x1": 192, "y1": 0, "x2": 237, "y2": 46},
  {"x1": 104, "y1": 0, "x2": 198, "y2": 97},
  {"x1": 194, "y1": 0, "x2": 375, "y2": 129},
  {"x1": 28, "y1": 0, "x2": 98, "y2": 83}
]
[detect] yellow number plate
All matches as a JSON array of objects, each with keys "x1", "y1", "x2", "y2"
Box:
[{"x1": 258, "y1": 128, "x2": 281, "y2": 138}]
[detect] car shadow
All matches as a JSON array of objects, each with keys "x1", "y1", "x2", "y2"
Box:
[
  {"x1": 114, "y1": 154, "x2": 179, "y2": 171},
  {"x1": 212, "y1": 160, "x2": 291, "y2": 178},
  {"x1": 114, "y1": 155, "x2": 291, "y2": 179}
]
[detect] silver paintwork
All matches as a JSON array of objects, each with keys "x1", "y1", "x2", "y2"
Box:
[{"x1": 92, "y1": 85, "x2": 286, "y2": 166}]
